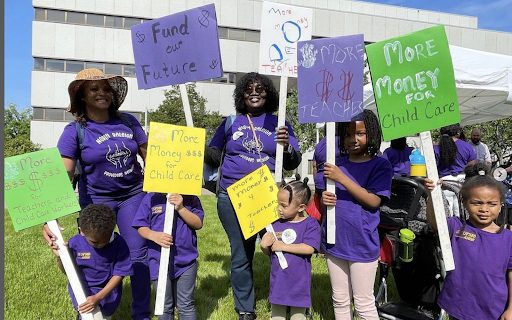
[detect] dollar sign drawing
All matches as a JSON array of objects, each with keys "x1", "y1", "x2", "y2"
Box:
[
  {"x1": 249, "y1": 220, "x2": 255, "y2": 233},
  {"x1": 198, "y1": 10, "x2": 210, "y2": 28},
  {"x1": 338, "y1": 70, "x2": 355, "y2": 102},
  {"x1": 29, "y1": 171, "x2": 43, "y2": 192},
  {"x1": 136, "y1": 31, "x2": 145, "y2": 43},
  {"x1": 315, "y1": 69, "x2": 334, "y2": 103}
]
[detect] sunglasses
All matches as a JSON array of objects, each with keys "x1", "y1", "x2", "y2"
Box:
[{"x1": 244, "y1": 86, "x2": 266, "y2": 95}]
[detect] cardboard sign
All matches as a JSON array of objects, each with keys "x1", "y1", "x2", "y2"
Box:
[
  {"x1": 131, "y1": 4, "x2": 223, "y2": 89},
  {"x1": 4, "y1": 148, "x2": 80, "y2": 232},
  {"x1": 227, "y1": 165, "x2": 279, "y2": 240},
  {"x1": 143, "y1": 123, "x2": 205, "y2": 195},
  {"x1": 259, "y1": 1, "x2": 312, "y2": 77},
  {"x1": 366, "y1": 25, "x2": 460, "y2": 141},
  {"x1": 297, "y1": 35, "x2": 365, "y2": 123}
]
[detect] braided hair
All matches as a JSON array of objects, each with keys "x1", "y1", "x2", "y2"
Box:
[
  {"x1": 233, "y1": 72, "x2": 279, "y2": 115},
  {"x1": 439, "y1": 124, "x2": 461, "y2": 165},
  {"x1": 281, "y1": 174, "x2": 312, "y2": 207},
  {"x1": 457, "y1": 175, "x2": 507, "y2": 235},
  {"x1": 337, "y1": 109, "x2": 382, "y2": 157}
]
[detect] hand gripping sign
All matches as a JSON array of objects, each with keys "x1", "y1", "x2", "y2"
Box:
[
  {"x1": 4, "y1": 148, "x2": 101, "y2": 320},
  {"x1": 228, "y1": 165, "x2": 288, "y2": 269}
]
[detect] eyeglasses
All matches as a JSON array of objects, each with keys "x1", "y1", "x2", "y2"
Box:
[{"x1": 244, "y1": 86, "x2": 265, "y2": 95}]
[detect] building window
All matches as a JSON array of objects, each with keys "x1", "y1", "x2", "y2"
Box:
[
  {"x1": 105, "y1": 16, "x2": 123, "y2": 28},
  {"x1": 35, "y1": 8, "x2": 45, "y2": 20},
  {"x1": 229, "y1": 29, "x2": 245, "y2": 41},
  {"x1": 105, "y1": 63, "x2": 122, "y2": 76},
  {"x1": 47, "y1": 9, "x2": 65, "y2": 22},
  {"x1": 245, "y1": 30, "x2": 260, "y2": 42},
  {"x1": 308, "y1": 160, "x2": 315, "y2": 175},
  {"x1": 123, "y1": 65, "x2": 136, "y2": 76},
  {"x1": 124, "y1": 17, "x2": 141, "y2": 29},
  {"x1": 46, "y1": 59, "x2": 65, "y2": 71},
  {"x1": 86, "y1": 13, "x2": 104, "y2": 26},
  {"x1": 67, "y1": 12, "x2": 85, "y2": 24},
  {"x1": 218, "y1": 27, "x2": 228, "y2": 39},
  {"x1": 86, "y1": 61, "x2": 104, "y2": 71},
  {"x1": 33, "y1": 107, "x2": 44, "y2": 120},
  {"x1": 45, "y1": 108, "x2": 66, "y2": 121},
  {"x1": 66, "y1": 61, "x2": 85, "y2": 73},
  {"x1": 34, "y1": 58, "x2": 44, "y2": 70}
]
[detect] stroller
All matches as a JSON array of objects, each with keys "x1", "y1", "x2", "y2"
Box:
[{"x1": 375, "y1": 175, "x2": 454, "y2": 320}]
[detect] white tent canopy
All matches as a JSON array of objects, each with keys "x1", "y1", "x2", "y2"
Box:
[{"x1": 364, "y1": 45, "x2": 512, "y2": 126}]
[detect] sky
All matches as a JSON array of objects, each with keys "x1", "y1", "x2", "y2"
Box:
[{"x1": 4, "y1": 0, "x2": 512, "y2": 112}]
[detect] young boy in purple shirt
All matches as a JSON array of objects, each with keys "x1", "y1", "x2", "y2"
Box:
[
  {"x1": 132, "y1": 193, "x2": 204, "y2": 320},
  {"x1": 52, "y1": 204, "x2": 132, "y2": 320}
]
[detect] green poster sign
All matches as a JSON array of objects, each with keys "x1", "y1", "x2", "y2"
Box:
[
  {"x1": 366, "y1": 25, "x2": 460, "y2": 141},
  {"x1": 4, "y1": 148, "x2": 80, "y2": 232}
]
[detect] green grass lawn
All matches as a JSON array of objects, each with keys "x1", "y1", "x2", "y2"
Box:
[{"x1": 5, "y1": 195, "x2": 399, "y2": 320}]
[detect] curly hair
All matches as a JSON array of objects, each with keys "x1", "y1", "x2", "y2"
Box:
[
  {"x1": 233, "y1": 72, "x2": 279, "y2": 114},
  {"x1": 337, "y1": 109, "x2": 382, "y2": 157},
  {"x1": 70, "y1": 80, "x2": 122, "y2": 126},
  {"x1": 281, "y1": 174, "x2": 312, "y2": 206},
  {"x1": 79, "y1": 204, "x2": 117, "y2": 236},
  {"x1": 457, "y1": 175, "x2": 507, "y2": 234},
  {"x1": 439, "y1": 124, "x2": 461, "y2": 165},
  {"x1": 464, "y1": 162, "x2": 491, "y2": 178}
]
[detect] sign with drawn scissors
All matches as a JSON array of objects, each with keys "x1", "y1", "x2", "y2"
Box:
[
  {"x1": 131, "y1": 3, "x2": 223, "y2": 89},
  {"x1": 297, "y1": 34, "x2": 365, "y2": 123},
  {"x1": 259, "y1": 1, "x2": 312, "y2": 77},
  {"x1": 227, "y1": 165, "x2": 279, "y2": 240}
]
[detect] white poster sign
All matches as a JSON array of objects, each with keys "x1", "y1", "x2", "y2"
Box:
[{"x1": 259, "y1": 1, "x2": 313, "y2": 77}]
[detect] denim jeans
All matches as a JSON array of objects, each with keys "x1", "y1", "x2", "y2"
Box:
[
  {"x1": 217, "y1": 189, "x2": 258, "y2": 313},
  {"x1": 153, "y1": 263, "x2": 197, "y2": 320}
]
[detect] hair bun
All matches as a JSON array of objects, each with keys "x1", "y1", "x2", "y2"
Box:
[{"x1": 303, "y1": 177, "x2": 309, "y2": 186}]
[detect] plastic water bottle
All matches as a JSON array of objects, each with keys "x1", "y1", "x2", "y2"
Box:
[{"x1": 409, "y1": 149, "x2": 426, "y2": 177}]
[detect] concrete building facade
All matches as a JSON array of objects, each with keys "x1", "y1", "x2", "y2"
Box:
[{"x1": 31, "y1": 0, "x2": 512, "y2": 177}]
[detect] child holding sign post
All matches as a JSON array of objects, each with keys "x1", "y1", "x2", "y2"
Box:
[
  {"x1": 51, "y1": 204, "x2": 132, "y2": 320},
  {"x1": 424, "y1": 175, "x2": 512, "y2": 320},
  {"x1": 132, "y1": 192, "x2": 204, "y2": 320},
  {"x1": 260, "y1": 177, "x2": 321, "y2": 320},
  {"x1": 321, "y1": 110, "x2": 393, "y2": 320}
]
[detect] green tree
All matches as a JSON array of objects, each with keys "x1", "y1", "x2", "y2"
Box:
[
  {"x1": 462, "y1": 118, "x2": 512, "y2": 166},
  {"x1": 147, "y1": 84, "x2": 223, "y2": 141},
  {"x1": 4, "y1": 103, "x2": 41, "y2": 157}
]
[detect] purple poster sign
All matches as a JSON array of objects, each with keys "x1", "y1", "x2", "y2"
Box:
[
  {"x1": 297, "y1": 34, "x2": 365, "y2": 123},
  {"x1": 131, "y1": 4, "x2": 223, "y2": 90}
]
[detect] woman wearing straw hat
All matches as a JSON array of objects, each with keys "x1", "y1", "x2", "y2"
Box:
[{"x1": 43, "y1": 69, "x2": 151, "y2": 320}]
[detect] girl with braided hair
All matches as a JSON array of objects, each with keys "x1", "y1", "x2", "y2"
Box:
[
  {"x1": 321, "y1": 109, "x2": 393, "y2": 320},
  {"x1": 260, "y1": 176, "x2": 321, "y2": 320}
]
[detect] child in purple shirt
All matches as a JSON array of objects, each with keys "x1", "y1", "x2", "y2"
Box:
[
  {"x1": 260, "y1": 178, "x2": 321, "y2": 319},
  {"x1": 425, "y1": 175, "x2": 512, "y2": 320},
  {"x1": 52, "y1": 204, "x2": 132, "y2": 320},
  {"x1": 132, "y1": 193, "x2": 204, "y2": 320},
  {"x1": 322, "y1": 110, "x2": 392, "y2": 320},
  {"x1": 382, "y1": 137, "x2": 414, "y2": 176}
]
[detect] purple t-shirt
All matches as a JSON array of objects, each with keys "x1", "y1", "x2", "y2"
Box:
[
  {"x1": 209, "y1": 113, "x2": 300, "y2": 190},
  {"x1": 381, "y1": 146, "x2": 413, "y2": 176},
  {"x1": 312, "y1": 136, "x2": 344, "y2": 191},
  {"x1": 57, "y1": 114, "x2": 147, "y2": 201},
  {"x1": 269, "y1": 217, "x2": 321, "y2": 308},
  {"x1": 132, "y1": 192, "x2": 204, "y2": 280},
  {"x1": 434, "y1": 139, "x2": 477, "y2": 177},
  {"x1": 68, "y1": 232, "x2": 132, "y2": 316},
  {"x1": 437, "y1": 218, "x2": 512, "y2": 320},
  {"x1": 322, "y1": 156, "x2": 392, "y2": 262}
]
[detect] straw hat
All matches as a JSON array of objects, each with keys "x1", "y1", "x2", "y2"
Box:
[{"x1": 67, "y1": 68, "x2": 128, "y2": 112}]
